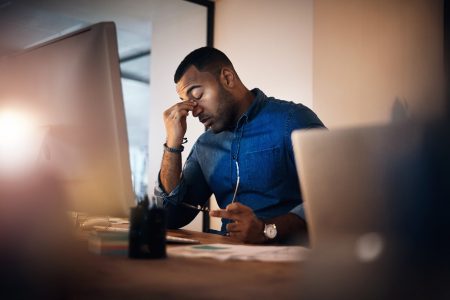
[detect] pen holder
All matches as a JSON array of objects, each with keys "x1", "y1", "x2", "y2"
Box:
[{"x1": 129, "y1": 204, "x2": 167, "y2": 259}]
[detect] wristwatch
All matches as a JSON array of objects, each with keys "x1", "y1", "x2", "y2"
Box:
[{"x1": 263, "y1": 223, "x2": 277, "y2": 240}]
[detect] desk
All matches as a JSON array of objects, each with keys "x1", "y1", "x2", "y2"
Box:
[{"x1": 74, "y1": 229, "x2": 302, "y2": 299}]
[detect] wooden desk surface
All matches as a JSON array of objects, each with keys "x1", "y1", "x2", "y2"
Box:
[{"x1": 72, "y1": 229, "x2": 302, "y2": 299}]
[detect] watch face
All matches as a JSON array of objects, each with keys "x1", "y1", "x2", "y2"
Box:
[{"x1": 265, "y1": 224, "x2": 277, "y2": 239}]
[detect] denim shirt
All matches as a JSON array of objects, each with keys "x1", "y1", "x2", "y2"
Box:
[{"x1": 155, "y1": 89, "x2": 325, "y2": 234}]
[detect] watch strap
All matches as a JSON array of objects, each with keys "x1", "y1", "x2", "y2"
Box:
[{"x1": 163, "y1": 143, "x2": 184, "y2": 153}]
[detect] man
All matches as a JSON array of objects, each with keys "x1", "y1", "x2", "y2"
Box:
[{"x1": 154, "y1": 47, "x2": 325, "y2": 244}]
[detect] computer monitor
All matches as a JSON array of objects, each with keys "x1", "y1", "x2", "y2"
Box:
[{"x1": 0, "y1": 22, "x2": 135, "y2": 217}]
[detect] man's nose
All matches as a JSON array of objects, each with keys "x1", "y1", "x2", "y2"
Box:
[{"x1": 192, "y1": 105, "x2": 202, "y2": 117}]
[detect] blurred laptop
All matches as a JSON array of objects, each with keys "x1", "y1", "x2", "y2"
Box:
[
  {"x1": 291, "y1": 123, "x2": 430, "y2": 248},
  {"x1": 292, "y1": 124, "x2": 425, "y2": 248},
  {"x1": 291, "y1": 121, "x2": 450, "y2": 299}
]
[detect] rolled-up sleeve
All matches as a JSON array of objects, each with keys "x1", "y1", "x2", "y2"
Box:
[
  {"x1": 289, "y1": 203, "x2": 306, "y2": 221},
  {"x1": 154, "y1": 143, "x2": 212, "y2": 229},
  {"x1": 154, "y1": 172, "x2": 188, "y2": 206}
]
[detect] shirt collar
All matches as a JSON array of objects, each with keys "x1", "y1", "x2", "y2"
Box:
[{"x1": 236, "y1": 88, "x2": 266, "y2": 128}]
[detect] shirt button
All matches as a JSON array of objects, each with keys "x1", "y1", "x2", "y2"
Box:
[{"x1": 232, "y1": 155, "x2": 237, "y2": 160}]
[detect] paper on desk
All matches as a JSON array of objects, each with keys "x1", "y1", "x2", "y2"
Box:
[{"x1": 167, "y1": 243, "x2": 310, "y2": 262}]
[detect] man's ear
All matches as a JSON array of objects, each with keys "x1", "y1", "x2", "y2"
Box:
[{"x1": 220, "y1": 67, "x2": 235, "y2": 89}]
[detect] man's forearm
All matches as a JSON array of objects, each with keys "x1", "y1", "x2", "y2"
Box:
[{"x1": 160, "y1": 151, "x2": 182, "y2": 194}]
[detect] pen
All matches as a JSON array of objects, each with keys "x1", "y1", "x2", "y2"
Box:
[{"x1": 231, "y1": 160, "x2": 240, "y2": 203}]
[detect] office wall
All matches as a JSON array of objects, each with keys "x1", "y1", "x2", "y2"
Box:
[
  {"x1": 314, "y1": 0, "x2": 446, "y2": 128},
  {"x1": 214, "y1": 0, "x2": 314, "y2": 108}
]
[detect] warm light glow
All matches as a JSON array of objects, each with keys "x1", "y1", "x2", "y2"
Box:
[
  {"x1": 355, "y1": 232, "x2": 384, "y2": 262},
  {"x1": 0, "y1": 109, "x2": 42, "y2": 172}
]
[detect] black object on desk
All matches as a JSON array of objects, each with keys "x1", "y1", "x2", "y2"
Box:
[{"x1": 129, "y1": 195, "x2": 167, "y2": 259}]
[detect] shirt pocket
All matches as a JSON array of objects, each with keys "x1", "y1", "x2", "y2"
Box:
[{"x1": 240, "y1": 146, "x2": 283, "y2": 192}]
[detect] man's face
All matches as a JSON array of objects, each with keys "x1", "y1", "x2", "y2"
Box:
[{"x1": 176, "y1": 65, "x2": 237, "y2": 133}]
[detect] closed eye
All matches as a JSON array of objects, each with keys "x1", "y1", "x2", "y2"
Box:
[{"x1": 191, "y1": 87, "x2": 203, "y2": 100}]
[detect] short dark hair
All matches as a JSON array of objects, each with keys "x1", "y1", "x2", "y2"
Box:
[{"x1": 174, "y1": 47, "x2": 233, "y2": 83}]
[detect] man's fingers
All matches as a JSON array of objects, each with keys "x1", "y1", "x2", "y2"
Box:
[
  {"x1": 226, "y1": 222, "x2": 239, "y2": 233},
  {"x1": 169, "y1": 109, "x2": 189, "y2": 120},
  {"x1": 209, "y1": 209, "x2": 242, "y2": 221},
  {"x1": 228, "y1": 231, "x2": 241, "y2": 240},
  {"x1": 176, "y1": 100, "x2": 197, "y2": 111},
  {"x1": 164, "y1": 101, "x2": 197, "y2": 118},
  {"x1": 210, "y1": 202, "x2": 255, "y2": 221},
  {"x1": 225, "y1": 202, "x2": 251, "y2": 214},
  {"x1": 209, "y1": 209, "x2": 246, "y2": 223},
  {"x1": 209, "y1": 209, "x2": 233, "y2": 219}
]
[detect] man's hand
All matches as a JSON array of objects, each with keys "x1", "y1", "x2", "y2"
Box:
[
  {"x1": 210, "y1": 202, "x2": 266, "y2": 244},
  {"x1": 163, "y1": 100, "x2": 197, "y2": 147}
]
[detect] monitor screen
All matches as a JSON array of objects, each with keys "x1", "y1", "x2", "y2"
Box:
[{"x1": 0, "y1": 22, "x2": 135, "y2": 217}]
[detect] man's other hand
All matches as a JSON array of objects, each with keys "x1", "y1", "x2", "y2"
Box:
[{"x1": 210, "y1": 202, "x2": 266, "y2": 244}]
